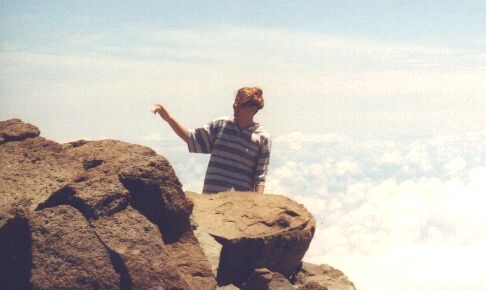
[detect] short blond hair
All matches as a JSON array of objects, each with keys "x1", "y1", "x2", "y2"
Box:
[{"x1": 235, "y1": 87, "x2": 264, "y2": 110}]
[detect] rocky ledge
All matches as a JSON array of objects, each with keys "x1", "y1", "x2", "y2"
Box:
[{"x1": 0, "y1": 119, "x2": 355, "y2": 290}]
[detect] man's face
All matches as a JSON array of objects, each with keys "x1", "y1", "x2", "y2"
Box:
[{"x1": 233, "y1": 99, "x2": 257, "y2": 120}]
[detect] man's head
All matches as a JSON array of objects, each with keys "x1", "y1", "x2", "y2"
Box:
[{"x1": 233, "y1": 87, "x2": 264, "y2": 119}]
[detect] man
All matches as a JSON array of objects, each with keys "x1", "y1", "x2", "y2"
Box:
[{"x1": 153, "y1": 87, "x2": 271, "y2": 194}]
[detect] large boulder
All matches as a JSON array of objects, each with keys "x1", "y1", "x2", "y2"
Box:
[
  {"x1": 187, "y1": 191, "x2": 316, "y2": 286},
  {"x1": 0, "y1": 119, "x2": 216, "y2": 289}
]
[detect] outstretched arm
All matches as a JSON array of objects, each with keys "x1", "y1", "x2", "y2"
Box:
[{"x1": 152, "y1": 104, "x2": 190, "y2": 144}]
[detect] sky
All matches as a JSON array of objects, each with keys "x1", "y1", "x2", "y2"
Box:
[{"x1": 1, "y1": 1, "x2": 486, "y2": 289}]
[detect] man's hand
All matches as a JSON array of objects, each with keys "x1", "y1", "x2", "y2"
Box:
[
  {"x1": 255, "y1": 185, "x2": 265, "y2": 194},
  {"x1": 152, "y1": 104, "x2": 190, "y2": 144},
  {"x1": 152, "y1": 104, "x2": 170, "y2": 121}
]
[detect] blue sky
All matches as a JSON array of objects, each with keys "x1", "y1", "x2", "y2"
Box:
[
  {"x1": 1, "y1": 1, "x2": 486, "y2": 289},
  {"x1": 2, "y1": 1, "x2": 485, "y2": 42}
]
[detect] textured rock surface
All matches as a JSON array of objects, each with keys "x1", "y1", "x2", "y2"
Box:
[
  {"x1": 1, "y1": 119, "x2": 356, "y2": 290},
  {"x1": 0, "y1": 135, "x2": 84, "y2": 221},
  {"x1": 165, "y1": 230, "x2": 217, "y2": 289},
  {"x1": 0, "y1": 214, "x2": 32, "y2": 289},
  {"x1": 0, "y1": 119, "x2": 40, "y2": 144},
  {"x1": 187, "y1": 191, "x2": 316, "y2": 286},
  {"x1": 241, "y1": 268, "x2": 295, "y2": 290},
  {"x1": 91, "y1": 206, "x2": 190, "y2": 289},
  {"x1": 297, "y1": 281, "x2": 328, "y2": 290},
  {"x1": 0, "y1": 119, "x2": 216, "y2": 289},
  {"x1": 30, "y1": 205, "x2": 120, "y2": 289},
  {"x1": 294, "y1": 262, "x2": 356, "y2": 290}
]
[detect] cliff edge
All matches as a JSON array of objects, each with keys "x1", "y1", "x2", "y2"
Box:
[{"x1": 0, "y1": 119, "x2": 355, "y2": 290}]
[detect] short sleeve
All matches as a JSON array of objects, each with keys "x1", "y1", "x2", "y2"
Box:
[
  {"x1": 187, "y1": 117, "x2": 226, "y2": 154},
  {"x1": 187, "y1": 125, "x2": 212, "y2": 154}
]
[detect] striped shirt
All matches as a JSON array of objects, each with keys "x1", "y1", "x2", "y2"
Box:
[{"x1": 187, "y1": 116, "x2": 271, "y2": 194}]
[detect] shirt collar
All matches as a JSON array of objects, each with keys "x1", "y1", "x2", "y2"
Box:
[{"x1": 231, "y1": 118, "x2": 259, "y2": 132}]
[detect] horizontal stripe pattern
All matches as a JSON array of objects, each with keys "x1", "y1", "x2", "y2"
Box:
[{"x1": 187, "y1": 116, "x2": 271, "y2": 194}]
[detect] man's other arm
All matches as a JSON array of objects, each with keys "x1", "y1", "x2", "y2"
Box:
[{"x1": 153, "y1": 104, "x2": 190, "y2": 144}]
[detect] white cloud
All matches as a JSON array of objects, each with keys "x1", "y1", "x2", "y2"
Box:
[
  {"x1": 335, "y1": 160, "x2": 360, "y2": 176},
  {"x1": 469, "y1": 166, "x2": 486, "y2": 190},
  {"x1": 292, "y1": 194, "x2": 329, "y2": 217},
  {"x1": 306, "y1": 163, "x2": 325, "y2": 178},
  {"x1": 376, "y1": 150, "x2": 402, "y2": 164},
  {"x1": 2, "y1": 26, "x2": 485, "y2": 139},
  {"x1": 303, "y1": 166, "x2": 486, "y2": 289},
  {"x1": 403, "y1": 142, "x2": 433, "y2": 172},
  {"x1": 3, "y1": 27, "x2": 486, "y2": 100},
  {"x1": 142, "y1": 132, "x2": 164, "y2": 141},
  {"x1": 5, "y1": 29, "x2": 486, "y2": 104},
  {"x1": 265, "y1": 176, "x2": 289, "y2": 196},
  {"x1": 443, "y1": 157, "x2": 467, "y2": 172},
  {"x1": 273, "y1": 161, "x2": 297, "y2": 179},
  {"x1": 307, "y1": 240, "x2": 486, "y2": 290},
  {"x1": 258, "y1": 133, "x2": 486, "y2": 290},
  {"x1": 273, "y1": 132, "x2": 346, "y2": 151}
]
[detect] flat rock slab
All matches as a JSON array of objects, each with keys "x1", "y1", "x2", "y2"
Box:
[{"x1": 187, "y1": 191, "x2": 316, "y2": 286}]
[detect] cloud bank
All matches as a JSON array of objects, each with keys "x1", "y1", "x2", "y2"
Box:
[
  {"x1": 147, "y1": 132, "x2": 486, "y2": 290},
  {"x1": 1, "y1": 26, "x2": 485, "y2": 140},
  {"x1": 265, "y1": 132, "x2": 486, "y2": 290}
]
